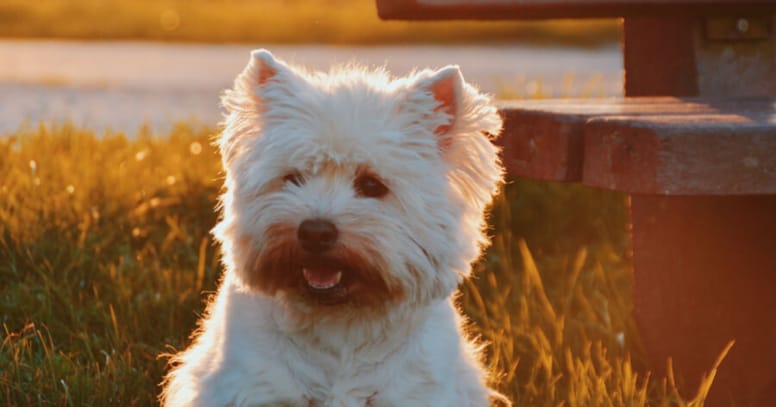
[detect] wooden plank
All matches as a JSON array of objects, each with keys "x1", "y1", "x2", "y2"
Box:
[
  {"x1": 497, "y1": 97, "x2": 776, "y2": 194},
  {"x1": 497, "y1": 97, "x2": 744, "y2": 182},
  {"x1": 377, "y1": 0, "x2": 776, "y2": 20},
  {"x1": 497, "y1": 98, "x2": 722, "y2": 183},
  {"x1": 499, "y1": 108, "x2": 585, "y2": 182}
]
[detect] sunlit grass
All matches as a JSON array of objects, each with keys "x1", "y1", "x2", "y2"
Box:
[
  {"x1": 0, "y1": 0, "x2": 619, "y2": 46},
  {"x1": 0, "y1": 124, "x2": 727, "y2": 405}
]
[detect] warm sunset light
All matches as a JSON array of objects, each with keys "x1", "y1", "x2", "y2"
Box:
[{"x1": 2, "y1": 0, "x2": 774, "y2": 406}]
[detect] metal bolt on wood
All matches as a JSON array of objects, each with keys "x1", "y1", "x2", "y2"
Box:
[{"x1": 737, "y1": 18, "x2": 750, "y2": 33}]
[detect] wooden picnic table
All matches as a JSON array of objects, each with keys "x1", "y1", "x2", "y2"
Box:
[
  {"x1": 378, "y1": 0, "x2": 776, "y2": 405},
  {"x1": 379, "y1": 0, "x2": 776, "y2": 19}
]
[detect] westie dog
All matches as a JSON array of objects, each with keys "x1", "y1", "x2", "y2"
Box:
[{"x1": 161, "y1": 49, "x2": 506, "y2": 407}]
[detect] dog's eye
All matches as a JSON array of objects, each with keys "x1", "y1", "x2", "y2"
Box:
[
  {"x1": 354, "y1": 175, "x2": 388, "y2": 198},
  {"x1": 283, "y1": 172, "x2": 305, "y2": 187}
]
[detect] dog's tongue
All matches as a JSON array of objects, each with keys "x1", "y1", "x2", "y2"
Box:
[{"x1": 302, "y1": 267, "x2": 342, "y2": 289}]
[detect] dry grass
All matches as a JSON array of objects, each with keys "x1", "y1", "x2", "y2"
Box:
[
  {"x1": 0, "y1": 0, "x2": 619, "y2": 46},
  {"x1": 0, "y1": 123, "x2": 728, "y2": 405}
]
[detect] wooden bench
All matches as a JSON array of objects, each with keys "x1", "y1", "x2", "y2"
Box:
[{"x1": 377, "y1": 1, "x2": 776, "y2": 405}]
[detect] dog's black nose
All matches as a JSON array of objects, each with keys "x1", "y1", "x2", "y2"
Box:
[{"x1": 297, "y1": 219, "x2": 338, "y2": 253}]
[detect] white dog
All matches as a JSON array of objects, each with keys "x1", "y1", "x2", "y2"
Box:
[{"x1": 161, "y1": 49, "x2": 507, "y2": 407}]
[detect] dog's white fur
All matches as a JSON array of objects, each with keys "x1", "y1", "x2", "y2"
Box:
[{"x1": 161, "y1": 49, "x2": 506, "y2": 407}]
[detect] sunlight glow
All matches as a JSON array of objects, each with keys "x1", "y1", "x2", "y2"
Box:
[{"x1": 189, "y1": 142, "x2": 203, "y2": 155}]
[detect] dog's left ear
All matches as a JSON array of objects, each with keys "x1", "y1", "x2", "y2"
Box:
[{"x1": 411, "y1": 65, "x2": 465, "y2": 147}]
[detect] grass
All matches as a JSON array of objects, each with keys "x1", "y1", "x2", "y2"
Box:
[
  {"x1": 0, "y1": 123, "x2": 728, "y2": 406},
  {"x1": 0, "y1": 0, "x2": 619, "y2": 46}
]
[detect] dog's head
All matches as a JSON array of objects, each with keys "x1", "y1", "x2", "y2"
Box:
[{"x1": 214, "y1": 50, "x2": 503, "y2": 313}]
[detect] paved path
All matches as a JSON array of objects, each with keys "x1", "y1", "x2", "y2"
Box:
[{"x1": 0, "y1": 40, "x2": 622, "y2": 135}]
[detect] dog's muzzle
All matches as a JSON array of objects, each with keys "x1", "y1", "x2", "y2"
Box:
[
  {"x1": 297, "y1": 218, "x2": 349, "y2": 304},
  {"x1": 297, "y1": 218, "x2": 338, "y2": 253}
]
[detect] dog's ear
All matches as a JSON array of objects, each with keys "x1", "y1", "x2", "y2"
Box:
[
  {"x1": 220, "y1": 49, "x2": 303, "y2": 165},
  {"x1": 408, "y1": 65, "x2": 504, "y2": 283},
  {"x1": 221, "y1": 49, "x2": 296, "y2": 114},
  {"x1": 250, "y1": 49, "x2": 283, "y2": 86},
  {"x1": 410, "y1": 65, "x2": 465, "y2": 147}
]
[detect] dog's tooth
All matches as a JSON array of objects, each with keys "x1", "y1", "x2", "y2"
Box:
[
  {"x1": 320, "y1": 273, "x2": 340, "y2": 289},
  {"x1": 302, "y1": 268, "x2": 342, "y2": 289}
]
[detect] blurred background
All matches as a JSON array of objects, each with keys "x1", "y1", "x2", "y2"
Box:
[{"x1": 0, "y1": 0, "x2": 622, "y2": 134}]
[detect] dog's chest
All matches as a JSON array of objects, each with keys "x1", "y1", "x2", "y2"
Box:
[
  {"x1": 287, "y1": 353, "x2": 414, "y2": 407},
  {"x1": 295, "y1": 368, "x2": 389, "y2": 407},
  {"x1": 303, "y1": 392, "x2": 378, "y2": 407}
]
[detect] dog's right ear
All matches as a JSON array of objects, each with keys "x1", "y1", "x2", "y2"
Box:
[
  {"x1": 220, "y1": 50, "x2": 302, "y2": 166},
  {"x1": 221, "y1": 49, "x2": 295, "y2": 114},
  {"x1": 250, "y1": 49, "x2": 283, "y2": 86}
]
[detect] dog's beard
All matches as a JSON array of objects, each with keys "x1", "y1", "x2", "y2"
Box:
[{"x1": 239, "y1": 223, "x2": 404, "y2": 310}]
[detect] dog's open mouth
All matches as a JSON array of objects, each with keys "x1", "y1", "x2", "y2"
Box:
[{"x1": 301, "y1": 261, "x2": 349, "y2": 304}]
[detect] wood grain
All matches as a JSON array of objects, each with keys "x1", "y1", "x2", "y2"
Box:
[
  {"x1": 497, "y1": 97, "x2": 776, "y2": 194},
  {"x1": 377, "y1": 0, "x2": 776, "y2": 19}
]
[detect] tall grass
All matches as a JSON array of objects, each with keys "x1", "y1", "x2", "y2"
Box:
[
  {"x1": 0, "y1": 124, "x2": 726, "y2": 405},
  {"x1": 0, "y1": 0, "x2": 619, "y2": 46}
]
